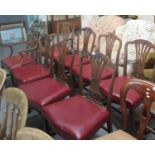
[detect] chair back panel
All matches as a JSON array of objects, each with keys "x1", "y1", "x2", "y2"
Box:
[
  {"x1": 0, "y1": 88, "x2": 28, "y2": 139},
  {"x1": 124, "y1": 39, "x2": 155, "y2": 79},
  {"x1": 76, "y1": 27, "x2": 96, "y2": 53}
]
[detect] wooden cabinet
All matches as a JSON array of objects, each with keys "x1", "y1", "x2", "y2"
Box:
[{"x1": 51, "y1": 15, "x2": 81, "y2": 33}]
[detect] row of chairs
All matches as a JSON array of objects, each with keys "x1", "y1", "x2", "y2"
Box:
[{"x1": 0, "y1": 26, "x2": 155, "y2": 139}]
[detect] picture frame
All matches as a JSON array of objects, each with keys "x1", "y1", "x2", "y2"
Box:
[{"x1": 0, "y1": 21, "x2": 26, "y2": 45}]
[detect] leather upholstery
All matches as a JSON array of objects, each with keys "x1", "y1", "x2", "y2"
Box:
[
  {"x1": 42, "y1": 95, "x2": 110, "y2": 140},
  {"x1": 19, "y1": 78, "x2": 71, "y2": 108},
  {"x1": 1, "y1": 54, "x2": 34, "y2": 71},
  {"x1": 73, "y1": 63, "x2": 113, "y2": 81},
  {"x1": 96, "y1": 130, "x2": 136, "y2": 140},
  {"x1": 100, "y1": 76, "x2": 142, "y2": 108},
  {"x1": 12, "y1": 64, "x2": 50, "y2": 85}
]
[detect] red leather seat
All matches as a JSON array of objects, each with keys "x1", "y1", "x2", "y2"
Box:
[
  {"x1": 42, "y1": 95, "x2": 110, "y2": 139},
  {"x1": 100, "y1": 76, "x2": 142, "y2": 108},
  {"x1": 1, "y1": 54, "x2": 34, "y2": 71},
  {"x1": 19, "y1": 77, "x2": 71, "y2": 108},
  {"x1": 12, "y1": 64, "x2": 50, "y2": 85},
  {"x1": 73, "y1": 63, "x2": 113, "y2": 81}
]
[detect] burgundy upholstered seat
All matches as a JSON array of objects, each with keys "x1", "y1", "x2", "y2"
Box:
[
  {"x1": 73, "y1": 63, "x2": 113, "y2": 81},
  {"x1": 42, "y1": 95, "x2": 110, "y2": 140},
  {"x1": 100, "y1": 76, "x2": 142, "y2": 108},
  {"x1": 12, "y1": 64, "x2": 50, "y2": 85},
  {"x1": 19, "y1": 77, "x2": 71, "y2": 108},
  {"x1": 1, "y1": 54, "x2": 34, "y2": 71}
]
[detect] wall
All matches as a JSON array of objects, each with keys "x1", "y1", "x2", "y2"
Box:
[{"x1": 0, "y1": 15, "x2": 29, "y2": 29}]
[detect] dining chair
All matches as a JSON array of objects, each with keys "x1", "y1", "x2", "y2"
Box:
[
  {"x1": 0, "y1": 87, "x2": 28, "y2": 140},
  {"x1": 100, "y1": 39, "x2": 155, "y2": 131},
  {"x1": 15, "y1": 127, "x2": 53, "y2": 140},
  {"x1": 1, "y1": 34, "x2": 38, "y2": 73},
  {"x1": 19, "y1": 40, "x2": 73, "y2": 111},
  {"x1": 42, "y1": 52, "x2": 115, "y2": 139},
  {"x1": 120, "y1": 78, "x2": 155, "y2": 139},
  {"x1": 11, "y1": 36, "x2": 58, "y2": 86},
  {"x1": 72, "y1": 32, "x2": 122, "y2": 94}
]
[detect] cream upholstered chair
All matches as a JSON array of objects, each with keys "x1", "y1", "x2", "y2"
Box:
[
  {"x1": 0, "y1": 87, "x2": 28, "y2": 139},
  {"x1": 15, "y1": 127, "x2": 53, "y2": 140},
  {"x1": 96, "y1": 130, "x2": 136, "y2": 140},
  {"x1": 0, "y1": 68, "x2": 6, "y2": 92}
]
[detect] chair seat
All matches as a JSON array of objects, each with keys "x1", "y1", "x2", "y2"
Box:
[
  {"x1": 100, "y1": 76, "x2": 142, "y2": 108},
  {"x1": 96, "y1": 130, "x2": 136, "y2": 140},
  {"x1": 73, "y1": 63, "x2": 113, "y2": 81},
  {"x1": 1, "y1": 54, "x2": 34, "y2": 71},
  {"x1": 19, "y1": 78, "x2": 71, "y2": 108},
  {"x1": 42, "y1": 95, "x2": 110, "y2": 140},
  {"x1": 12, "y1": 64, "x2": 50, "y2": 85}
]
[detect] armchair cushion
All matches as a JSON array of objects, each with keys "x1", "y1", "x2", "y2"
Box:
[
  {"x1": 12, "y1": 64, "x2": 50, "y2": 85},
  {"x1": 19, "y1": 78, "x2": 71, "y2": 108},
  {"x1": 42, "y1": 95, "x2": 110, "y2": 140}
]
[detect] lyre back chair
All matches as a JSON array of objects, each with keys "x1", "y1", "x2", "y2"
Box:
[
  {"x1": 120, "y1": 78, "x2": 155, "y2": 139},
  {"x1": 0, "y1": 87, "x2": 28, "y2": 140},
  {"x1": 100, "y1": 39, "x2": 155, "y2": 131},
  {"x1": 42, "y1": 52, "x2": 115, "y2": 139},
  {"x1": 98, "y1": 32, "x2": 122, "y2": 76},
  {"x1": 19, "y1": 40, "x2": 72, "y2": 111},
  {"x1": 15, "y1": 127, "x2": 53, "y2": 140}
]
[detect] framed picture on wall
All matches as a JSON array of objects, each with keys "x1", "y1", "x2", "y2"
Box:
[{"x1": 0, "y1": 21, "x2": 26, "y2": 45}]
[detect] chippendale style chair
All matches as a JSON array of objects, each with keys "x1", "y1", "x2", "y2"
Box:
[
  {"x1": 42, "y1": 52, "x2": 116, "y2": 140},
  {"x1": 19, "y1": 40, "x2": 73, "y2": 111},
  {"x1": 72, "y1": 32, "x2": 122, "y2": 94},
  {"x1": 100, "y1": 39, "x2": 155, "y2": 131}
]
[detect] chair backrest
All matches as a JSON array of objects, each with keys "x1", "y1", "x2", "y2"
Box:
[
  {"x1": 98, "y1": 33, "x2": 122, "y2": 75},
  {"x1": 57, "y1": 22, "x2": 75, "y2": 41},
  {"x1": 120, "y1": 78, "x2": 155, "y2": 139},
  {"x1": 123, "y1": 39, "x2": 155, "y2": 79},
  {"x1": 75, "y1": 27, "x2": 96, "y2": 53},
  {"x1": 50, "y1": 40, "x2": 74, "y2": 84},
  {"x1": 0, "y1": 68, "x2": 6, "y2": 93},
  {"x1": 15, "y1": 127, "x2": 53, "y2": 140},
  {"x1": 79, "y1": 51, "x2": 116, "y2": 105},
  {"x1": 0, "y1": 87, "x2": 28, "y2": 139}
]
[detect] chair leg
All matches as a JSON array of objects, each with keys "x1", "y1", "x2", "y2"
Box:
[
  {"x1": 107, "y1": 119, "x2": 113, "y2": 133},
  {"x1": 129, "y1": 108, "x2": 136, "y2": 134}
]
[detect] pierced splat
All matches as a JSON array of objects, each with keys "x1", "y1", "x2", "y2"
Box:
[
  {"x1": 77, "y1": 27, "x2": 96, "y2": 53},
  {"x1": 98, "y1": 33, "x2": 122, "y2": 75}
]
